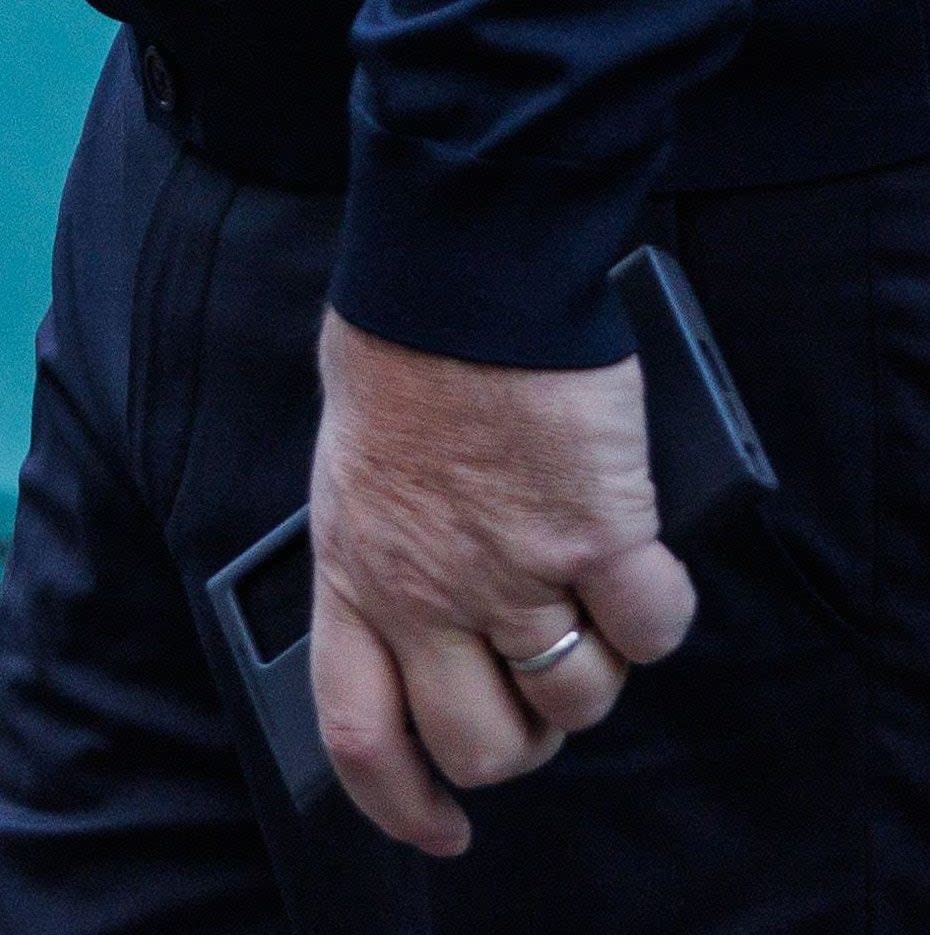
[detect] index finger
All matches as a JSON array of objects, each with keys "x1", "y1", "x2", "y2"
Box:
[{"x1": 311, "y1": 574, "x2": 472, "y2": 857}]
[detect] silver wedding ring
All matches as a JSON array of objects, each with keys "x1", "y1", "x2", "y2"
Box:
[{"x1": 506, "y1": 629, "x2": 583, "y2": 674}]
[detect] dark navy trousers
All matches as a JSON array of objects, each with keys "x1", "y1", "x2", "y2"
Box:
[{"x1": 4, "y1": 29, "x2": 930, "y2": 934}]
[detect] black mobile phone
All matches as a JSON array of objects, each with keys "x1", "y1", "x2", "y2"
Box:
[
  {"x1": 206, "y1": 245, "x2": 778, "y2": 811},
  {"x1": 609, "y1": 246, "x2": 777, "y2": 542}
]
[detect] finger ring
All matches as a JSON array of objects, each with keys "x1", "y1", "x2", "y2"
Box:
[{"x1": 505, "y1": 630, "x2": 583, "y2": 674}]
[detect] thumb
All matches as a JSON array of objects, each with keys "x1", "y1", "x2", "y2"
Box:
[{"x1": 574, "y1": 540, "x2": 697, "y2": 665}]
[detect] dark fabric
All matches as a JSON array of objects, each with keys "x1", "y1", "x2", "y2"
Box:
[
  {"x1": 328, "y1": 2, "x2": 750, "y2": 367},
  {"x1": 99, "y1": 1, "x2": 357, "y2": 190},
  {"x1": 6, "y1": 25, "x2": 930, "y2": 934},
  {"x1": 87, "y1": 1, "x2": 930, "y2": 367}
]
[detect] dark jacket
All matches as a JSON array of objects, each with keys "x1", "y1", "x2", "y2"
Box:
[{"x1": 87, "y1": 2, "x2": 930, "y2": 366}]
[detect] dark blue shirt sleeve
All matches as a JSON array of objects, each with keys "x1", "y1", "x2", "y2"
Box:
[{"x1": 329, "y1": 0, "x2": 754, "y2": 368}]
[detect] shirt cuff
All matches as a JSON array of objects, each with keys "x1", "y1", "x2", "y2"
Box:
[{"x1": 328, "y1": 114, "x2": 663, "y2": 369}]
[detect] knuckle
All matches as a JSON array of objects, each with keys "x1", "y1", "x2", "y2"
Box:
[
  {"x1": 310, "y1": 513, "x2": 346, "y2": 565},
  {"x1": 445, "y1": 728, "x2": 563, "y2": 788},
  {"x1": 622, "y1": 570, "x2": 698, "y2": 665},
  {"x1": 551, "y1": 686, "x2": 620, "y2": 733},
  {"x1": 443, "y1": 761, "x2": 484, "y2": 790},
  {"x1": 444, "y1": 746, "x2": 515, "y2": 789},
  {"x1": 625, "y1": 613, "x2": 693, "y2": 664},
  {"x1": 319, "y1": 719, "x2": 388, "y2": 772}
]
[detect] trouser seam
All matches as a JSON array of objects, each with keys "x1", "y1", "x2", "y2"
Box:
[
  {"x1": 127, "y1": 146, "x2": 239, "y2": 522},
  {"x1": 162, "y1": 180, "x2": 241, "y2": 530}
]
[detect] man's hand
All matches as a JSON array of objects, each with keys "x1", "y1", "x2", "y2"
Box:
[{"x1": 309, "y1": 310, "x2": 696, "y2": 858}]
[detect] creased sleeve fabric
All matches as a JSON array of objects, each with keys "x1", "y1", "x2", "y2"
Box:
[{"x1": 329, "y1": 0, "x2": 754, "y2": 367}]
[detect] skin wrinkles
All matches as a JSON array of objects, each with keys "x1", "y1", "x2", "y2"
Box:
[{"x1": 310, "y1": 309, "x2": 696, "y2": 854}]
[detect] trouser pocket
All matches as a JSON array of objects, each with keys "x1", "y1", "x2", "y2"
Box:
[{"x1": 127, "y1": 145, "x2": 239, "y2": 522}]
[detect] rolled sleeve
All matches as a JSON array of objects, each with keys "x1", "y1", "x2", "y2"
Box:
[{"x1": 330, "y1": 0, "x2": 753, "y2": 368}]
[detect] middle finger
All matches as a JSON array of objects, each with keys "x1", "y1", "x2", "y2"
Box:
[{"x1": 391, "y1": 624, "x2": 565, "y2": 790}]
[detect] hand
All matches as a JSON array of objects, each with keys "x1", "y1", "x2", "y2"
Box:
[{"x1": 309, "y1": 309, "x2": 696, "y2": 857}]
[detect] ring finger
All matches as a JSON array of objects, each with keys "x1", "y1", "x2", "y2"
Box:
[{"x1": 491, "y1": 601, "x2": 629, "y2": 733}]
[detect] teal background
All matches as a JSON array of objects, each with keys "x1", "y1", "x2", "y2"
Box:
[{"x1": 0, "y1": 3, "x2": 117, "y2": 570}]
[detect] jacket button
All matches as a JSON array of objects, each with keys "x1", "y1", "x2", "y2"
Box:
[{"x1": 143, "y1": 45, "x2": 178, "y2": 113}]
